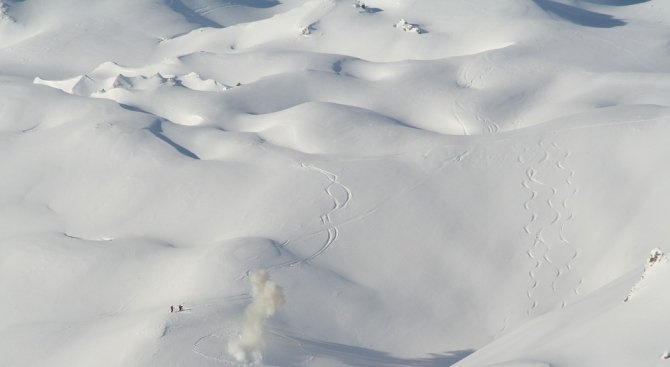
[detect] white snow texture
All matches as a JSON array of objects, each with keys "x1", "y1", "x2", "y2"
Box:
[{"x1": 2, "y1": 0, "x2": 670, "y2": 366}]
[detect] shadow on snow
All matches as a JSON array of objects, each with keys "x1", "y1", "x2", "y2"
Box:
[
  {"x1": 294, "y1": 336, "x2": 474, "y2": 367},
  {"x1": 532, "y1": 0, "x2": 626, "y2": 28},
  {"x1": 221, "y1": 0, "x2": 280, "y2": 8},
  {"x1": 164, "y1": 0, "x2": 223, "y2": 28},
  {"x1": 579, "y1": 0, "x2": 650, "y2": 5}
]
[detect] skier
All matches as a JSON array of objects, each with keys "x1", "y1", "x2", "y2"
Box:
[
  {"x1": 178, "y1": 304, "x2": 184, "y2": 312},
  {"x1": 170, "y1": 305, "x2": 174, "y2": 313}
]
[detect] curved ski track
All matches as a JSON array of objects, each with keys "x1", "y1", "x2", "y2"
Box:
[
  {"x1": 455, "y1": 52, "x2": 500, "y2": 135},
  {"x1": 270, "y1": 163, "x2": 352, "y2": 270},
  {"x1": 299, "y1": 163, "x2": 352, "y2": 263},
  {"x1": 520, "y1": 139, "x2": 581, "y2": 316}
]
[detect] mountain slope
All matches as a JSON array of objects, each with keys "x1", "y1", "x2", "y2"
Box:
[{"x1": 1, "y1": 0, "x2": 670, "y2": 366}]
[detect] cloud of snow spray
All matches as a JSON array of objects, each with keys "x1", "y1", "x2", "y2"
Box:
[{"x1": 228, "y1": 270, "x2": 285, "y2": 363}]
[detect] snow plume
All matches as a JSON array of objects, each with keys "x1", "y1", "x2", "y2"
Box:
[
  {"x1": 0, "y1": 1, "x2": 12, "y2": 21},
  {"x1": 228, "y1": 270, "x2": 285, "y2": 364}
]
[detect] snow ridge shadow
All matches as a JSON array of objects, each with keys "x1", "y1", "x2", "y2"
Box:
[
  {"x1": 281, "y1": 333, "x2": 474, "y2": 367},
  {"x1": 147, "y1": 119, "x2": 201, "y2": 160},
  {"x1": 580, "y1": 0, "x2": 650, "y2": 5},
  {"x1": 220, "y1": 0, "x2": 280, "y2": 8},
  {"x1": 532, "y1": 0, "x2": 626, "y2": 28},
  {"x1": 164, "y1": 0, "x2": 223, "y2": 28}
]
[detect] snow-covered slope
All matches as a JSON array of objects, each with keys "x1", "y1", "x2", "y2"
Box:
[{"x1": 2, "y1": 0, "x2": 670, "y2": 366}]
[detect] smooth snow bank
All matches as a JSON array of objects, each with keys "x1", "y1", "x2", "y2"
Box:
[{"x1": 456, "y1": 250, "x2": 670, "y2": 367}]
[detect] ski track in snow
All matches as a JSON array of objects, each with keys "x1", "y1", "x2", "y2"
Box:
[
  {"x1": 452, "y1": 98, "x2": 470, "y2": 135},
  {"x1": 270, "y1": 163, "x2": 351, "y2": 271},
  {"x1": 456, "y1": 53, "x2": 500, "y2": 135},
  {"x1": 521, "y1": 163, "x2": 542, "y2": 316},
  {"x1": 190, "y1": 297, "x2": 252, "y2": 364},
  {"x1": 191, "y1": 327, "x2": 312, "y2": 366},
  {"x1": 269, "y1": 149, "x2": 470, "y2": 274},
  {"x1": 267, "y1": 328, "x2": 312, "y2": 361},
  {"x1": 476, "y1": 53, "x2": 499, "y2": 134},
  {"x1": 552, "y1": 142, "x2": 582, "y2": 297},
  {"x1": 300, "y1": 163, "x2": 351, "y2": 263},
  {"x1": 216, "y1": 161, "x2": 353, "y2": 362},
  {"x1": 493, "y1": 315, "x2": 510, "y2": 340},
  {"x1": 323, "y1": 149, "x2": 468, "y2": 227},
  {"x1": 519, "y1": 138, "x2": 580, "y2": 317},
  {"x1": 192, "y1": 333, "x2": 233, "y2": 364}
]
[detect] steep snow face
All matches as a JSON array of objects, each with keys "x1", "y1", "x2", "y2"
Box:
[
  {"x1": 456, "y1": 251, "x2": 670, "y2": 367},
  {"x1": 2, "y1": 0, "x2": 670, "y2": 366}
]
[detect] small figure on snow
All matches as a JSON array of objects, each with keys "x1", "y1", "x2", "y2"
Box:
[
  {"x1": 170, "y1": 305, "x2": 174, "y2": 313},
  {"x1": 178, "y1": 304, "x2": 184, "y2": 312}
]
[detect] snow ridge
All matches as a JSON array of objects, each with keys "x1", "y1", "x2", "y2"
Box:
[{"x1": 624, "y1": 248, "x2": 666, "y2": 303}]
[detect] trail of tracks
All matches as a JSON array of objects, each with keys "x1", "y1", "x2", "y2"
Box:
[
  {"x1": 552, "y1": 143, "x2": 581, "y2": 297},
  {"x1": 192, "y1": 333, "x2": 235, "y2": 365},
  {"x1": 519, "y1": 139, "x2": 582, "y2": 316},
  {"x1": 299, "y1": 163, "x2": 351, "y2": 262},
  {"x1": 455, "y1": 52, "x2": 500, "y2": 135},
  {"x1": 269, "y1": 163, "x2": 352, "y2": 270},
  {"x1": 270, "y1": 149, "x2": 470, "y2": 272},
  {"x1": 197, "y1": 162, "x2": 353, "y2": 366}
]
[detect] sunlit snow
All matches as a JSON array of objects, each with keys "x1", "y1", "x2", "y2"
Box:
[{"x1": 1, "y1": 1, "x2": 670, "y2": 366}]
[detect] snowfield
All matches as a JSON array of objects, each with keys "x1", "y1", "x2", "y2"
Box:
[{"x1": 2, "y1": 0, "x2": 670, "y2": 366}]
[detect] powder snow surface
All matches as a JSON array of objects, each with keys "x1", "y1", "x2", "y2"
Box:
[{"x1": 2, "y1": 0, "x2": 670, "y2": 366}]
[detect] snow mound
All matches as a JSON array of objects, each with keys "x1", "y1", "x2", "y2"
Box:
[
  {"x1": 393, "y1": 18, "x2": 423, "y2": 34},
  {"x1": 34, "y1": 60, "x2": 229, "y2": 126},
  {"x1": 35, "y1": 65, "x2": 227, "y2": 97}
]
